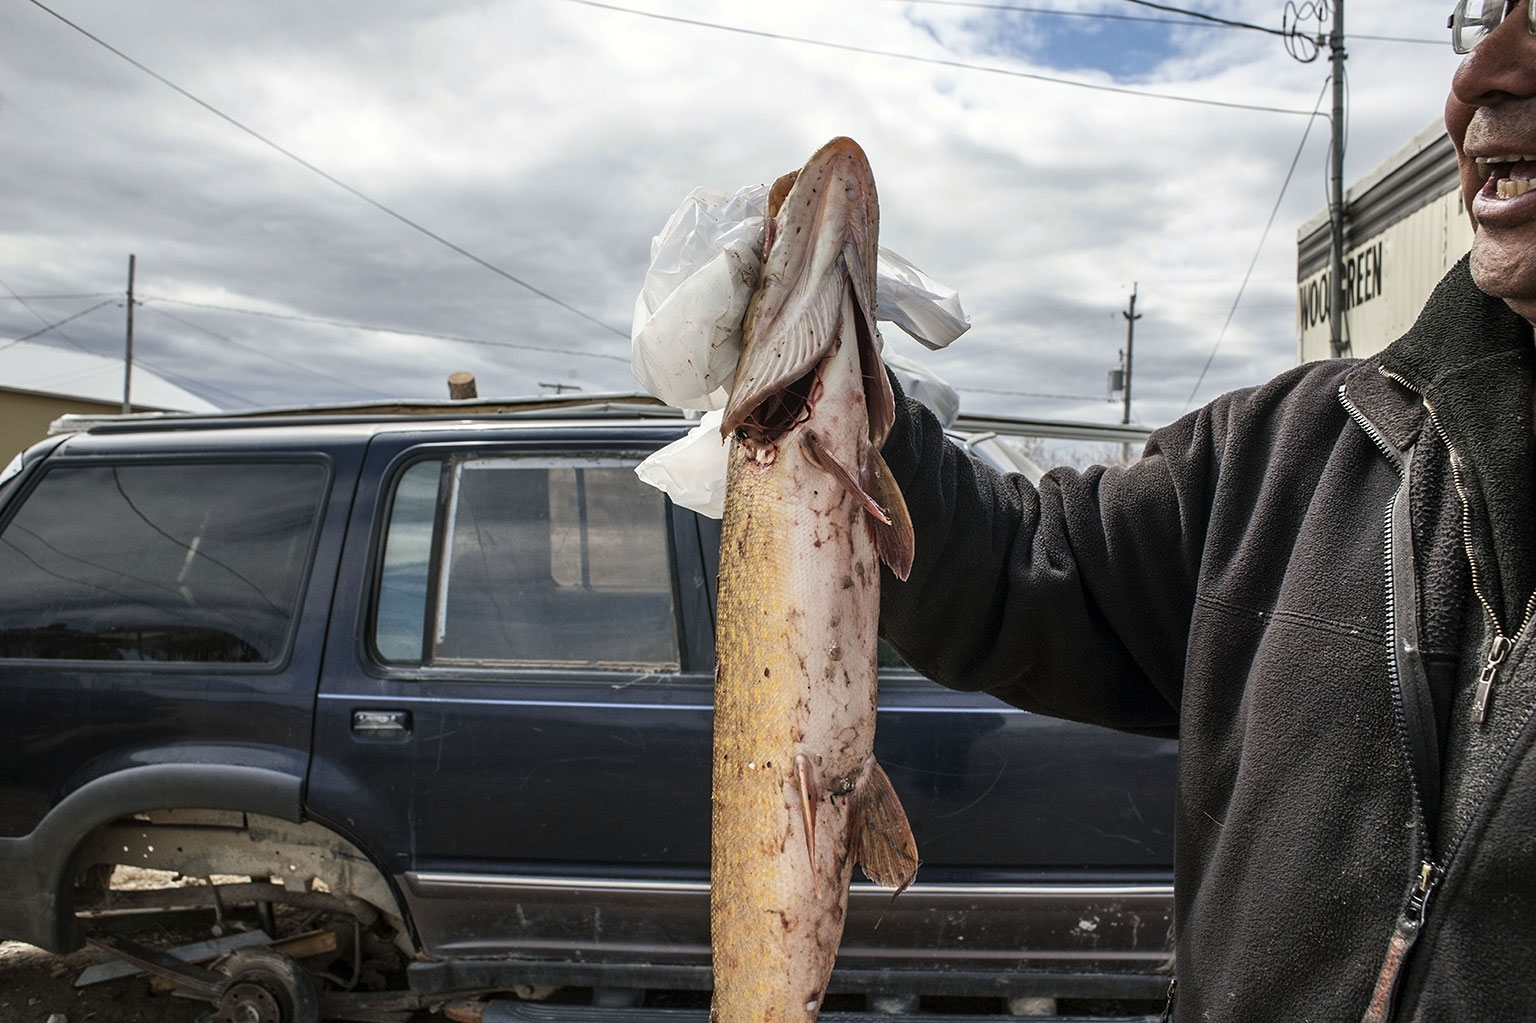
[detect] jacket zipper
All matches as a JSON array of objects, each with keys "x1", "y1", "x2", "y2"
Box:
[
  {"x1": 1379, "y1": 369, "x2": 1536, "y2": 724},
  {"x1": 1474, "y1": 635, "x2": 1515, "y2": 724},
  {"x1": 1361, "y1": 861, "x2": 1441, "y2": 1023},
  {"x1": 1339, "y1": 384, "x2": 1441, "y2": 1023},
  {"x1": 1440, "y1": 432, "x2": 1536, "y2": 723},
  {"x1": 1158, "y1": 977, "x2": 1176, "y2": 1023},
  {"x1": 1344, "y1": 371, "x2": 1536, "y2": 1021},
  {"x1": 1338, "y1": 386, "x2": 1430, "y2": 827}
]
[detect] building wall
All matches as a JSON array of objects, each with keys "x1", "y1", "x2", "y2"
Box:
[
  {"x1": 1, "y1": 391, "x2": 122, "y2": 461},
  {"x1": 1297, "y1": 189, "x2": 1474, "y2": 363}
]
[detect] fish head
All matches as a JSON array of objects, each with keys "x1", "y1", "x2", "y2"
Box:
[{"x1": 721, "y1": 137, "x2": 892, "y2": 448}]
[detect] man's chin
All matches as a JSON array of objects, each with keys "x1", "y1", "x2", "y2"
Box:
[{"x1": 1470, "y1": 239, "x2": 1536, "y2": 327}]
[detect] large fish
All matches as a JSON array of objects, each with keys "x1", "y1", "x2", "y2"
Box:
[{"x1": 710, "y1": 137, "x2": 919, "y2": 1023}]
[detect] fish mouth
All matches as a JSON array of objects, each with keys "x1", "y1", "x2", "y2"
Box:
[
  {"x1": 721, "y1": 137, "x2": 888, "y2": 446},
  {"x1": 736, "y1": 363, "x2": 822, "y2": 450},
  {"x1": 1474, "y1": 154, "x2": 1536, "y2": 199}
]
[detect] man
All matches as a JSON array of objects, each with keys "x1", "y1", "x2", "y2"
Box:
[{"x1": 878, "y1": 3, "x2": 1536, "y2": 1020}]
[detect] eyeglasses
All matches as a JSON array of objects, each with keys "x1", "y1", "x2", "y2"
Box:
[{"x1": 1450, "y1": 0, "x2": 1536, "y2": 54}]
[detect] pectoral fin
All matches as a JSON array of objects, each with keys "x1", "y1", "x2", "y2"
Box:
[
  {"x1": 800, "y1": 429, "x2": 889, "y2": 524},
  {"x1": 798, "y1": 435, "x2": 914, "y2": 582},
  {"x1": 865, "y1": 447, "x2": 913, "y2": 582},
  {"x1": 851, "y1": 758, "x2": 919, "y2": 894}
]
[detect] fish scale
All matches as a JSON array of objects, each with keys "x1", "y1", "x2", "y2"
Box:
[{"x1": 710, "y1": 137, "x2": 918, "y2": 1023}]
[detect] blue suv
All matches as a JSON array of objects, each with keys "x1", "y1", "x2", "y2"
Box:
[{"x1": 0, "y1": 397, "x2": 1175, "y2": 1022}]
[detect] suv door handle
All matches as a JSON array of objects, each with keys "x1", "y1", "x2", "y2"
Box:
[{"x1": 352, "y1": 709, "x2": 411, "y2": 737}]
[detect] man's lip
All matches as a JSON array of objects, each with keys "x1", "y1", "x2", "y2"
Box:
[{"x1": 1473, "y1": 161, "x2": 1536, "y2": 222}]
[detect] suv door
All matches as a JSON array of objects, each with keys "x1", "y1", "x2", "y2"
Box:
[
  {"x1": 0, "y1": 438, "x2": 358, "y2": 951},
  {"x1": 307, "y1": 428, "x2": 717, "y2": 978}
]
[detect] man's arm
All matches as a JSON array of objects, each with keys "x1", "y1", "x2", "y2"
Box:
[{"x1": 878, "y1": 380, "x2": 1217, "y2": 738}]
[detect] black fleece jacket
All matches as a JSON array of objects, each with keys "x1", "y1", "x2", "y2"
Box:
[{"x1": 878, "y1": 256, "x2": 1536, "y2": 1022}]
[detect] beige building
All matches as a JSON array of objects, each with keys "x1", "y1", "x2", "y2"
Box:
[
  {"x1": 1, "y1": 341, "x2": 218, "y2": 459},
  {"x1": 1297, "y1": 121, "x2": 1475, "y2": 363}
]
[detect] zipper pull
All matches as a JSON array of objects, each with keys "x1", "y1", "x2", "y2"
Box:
[
  {"x1": 1362, "y1": 861, "x2": 1441, "y2": 1023},
  {"x1": 1406, "y1": 860, "x2": 1439, "y2": 920},
  {"x1": 1474, "y1": 635, "x2": 1514, "y2": 724}
]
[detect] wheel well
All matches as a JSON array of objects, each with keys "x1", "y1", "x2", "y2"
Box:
[{"x1": 69, "y1": 809, "x2": 414, "y2": 956}]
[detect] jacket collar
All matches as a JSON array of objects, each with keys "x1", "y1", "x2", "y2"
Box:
[{"x1": 1351, "y1": 255, "x2": 1536, "y2": 631}]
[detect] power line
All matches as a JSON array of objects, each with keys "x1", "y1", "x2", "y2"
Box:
[
  {"x1": 1, "y1": 312, "x2": 254, "y2": 407},
  {"x1": 120, "y1": 354, "x2": 257, "y2": 408},
  {"x1": 0, "y1": 298, "x2": 119, "y2": 352},
  {"x1": 564, "y1": 0, "x2": 1316, "y2": 116},
  {"x1": 0, "y1": 273, "x2": 91, "y2": 352},
  {"x1": 1184, "y1": 76, "x2": 1330, "y2": 410},
  {"x1": 24, "y1": 0, "x2": 628, "y2": 340},
  {"x1": 1324, "y1": 32, "x2": 1441, "y2": 46},
  {"x1": 1115, "y1": 0, "x2": 1286, "y2": 36},
  {"x1": 138, "y1": 305, "x2": 392, "y2": 400},
  {"x1": 895, "y1": 0, "x2": 1249, "y2": 28},
  {"x1": 140, "y1": 296, "x2": 631, "y2": 363},
  {"x1": 0, "y1": 292, "x2": 119, "y2": 301},
  {"x1": 899, "y1": 0, "x2": 1441, "y2": 44}
]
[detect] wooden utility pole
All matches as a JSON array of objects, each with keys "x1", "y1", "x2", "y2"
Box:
[
  {"x1": 123, "y1": 254, "x2": 136, "y2": 414},
  {"x1": 1328, "y1": 0, "x2": 1349, "y2": 358},
  {"x1": 1121, "y1": 283, "x2": 1141, "y2": 426}
]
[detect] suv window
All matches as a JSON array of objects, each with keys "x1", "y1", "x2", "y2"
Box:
[
  {"x1": 0, "y1": 461, "x2": 327, "y2": 663},
  {"x1": 374, "y1": 455, "x2": 680, "y2": 671}
]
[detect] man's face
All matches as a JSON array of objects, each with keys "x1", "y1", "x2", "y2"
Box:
[{"x1": 1446, "y1": 0, "x2": 1536, "y2": 323}]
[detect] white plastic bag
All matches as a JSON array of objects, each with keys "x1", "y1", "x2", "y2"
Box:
[
  {"x1": 631, "y1": 177, "x2": 969, "y2": 517},
  {"x1": 631, "y1": 183, "x2": 969, "y2": 413},
  {"x1": 634, "y1": 410, "x2": 730, "y2": 519},
  {"x1": 874, "y1": 249, "x2": 969, "y2": 351},
  {"x1": 630, "y1": 185, "x2": 769, "y2": 412}
]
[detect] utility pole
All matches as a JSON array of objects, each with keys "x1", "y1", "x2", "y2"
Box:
[
  {"x1": 1121, "y1": 283, "x2": 1141, "y2": 426},
  {"x1": 123, "y1": 254, "x2": 136, "y2": 414},
  {"x1": 1328, "y1": 0, "x2": 1348, "y2": 358}
]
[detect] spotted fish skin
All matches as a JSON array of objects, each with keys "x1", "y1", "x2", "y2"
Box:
[{"x1": 710, "y1": 137, "x2": 918, "y2": 1023}]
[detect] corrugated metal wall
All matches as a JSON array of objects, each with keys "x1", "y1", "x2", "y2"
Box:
[
  {"x1": 1297, "y1": 190, "x2": 1473, "y2": 362},
  {"x1": 1295, "y1": 123, "x2": 1473, "y2": 363}
]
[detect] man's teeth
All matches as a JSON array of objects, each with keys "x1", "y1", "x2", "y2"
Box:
[{"x1": 1477, "y1": 156, "x2": 1536, "y2": 198}]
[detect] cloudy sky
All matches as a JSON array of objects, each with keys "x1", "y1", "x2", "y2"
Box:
[{"x1": 1, "y1": 0, "x2": 1462, "y2": 429}]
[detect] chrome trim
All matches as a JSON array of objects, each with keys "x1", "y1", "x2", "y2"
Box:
[
  {"x1": 319, "y1": 691, "x2": 1029, "y2": 715},
  {"x1": 407, "y1": 872, "x2": 1173, "y2": 899}
]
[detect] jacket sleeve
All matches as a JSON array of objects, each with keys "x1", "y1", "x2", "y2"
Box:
[{"x1": 878, "y1": 379, "x2": 1220, "y2": 738}]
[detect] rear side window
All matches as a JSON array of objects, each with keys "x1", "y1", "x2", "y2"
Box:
[
  {"x1": 0, "y1": 462, "x2": 327, "y2": 663},
  {"x1": 374, "y1": 455, "x2": 679, "y2": 671}
]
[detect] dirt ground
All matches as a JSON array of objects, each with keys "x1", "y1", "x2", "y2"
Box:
[
  {"x1": 0, "y1": 867, "x2": 439, "y2": 1023},
  {"x1": 0, "y1": 939, "x2": 456, "y2": 1023},
  {"x1": 0, "y1": 939, "x2": 210, "y2": 1023}
]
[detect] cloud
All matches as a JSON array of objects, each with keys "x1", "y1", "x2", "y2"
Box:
[{"x1": 0, "y1": 0, "x2": 1464, "y2": 426}]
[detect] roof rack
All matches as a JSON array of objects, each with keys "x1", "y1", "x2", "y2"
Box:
[
  {"x1": 49, "y1": 391, "x2": 1154, "y2": 447},
  {"x1": 49, "y1": 392, "x2": 684, "y2": 436}
]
